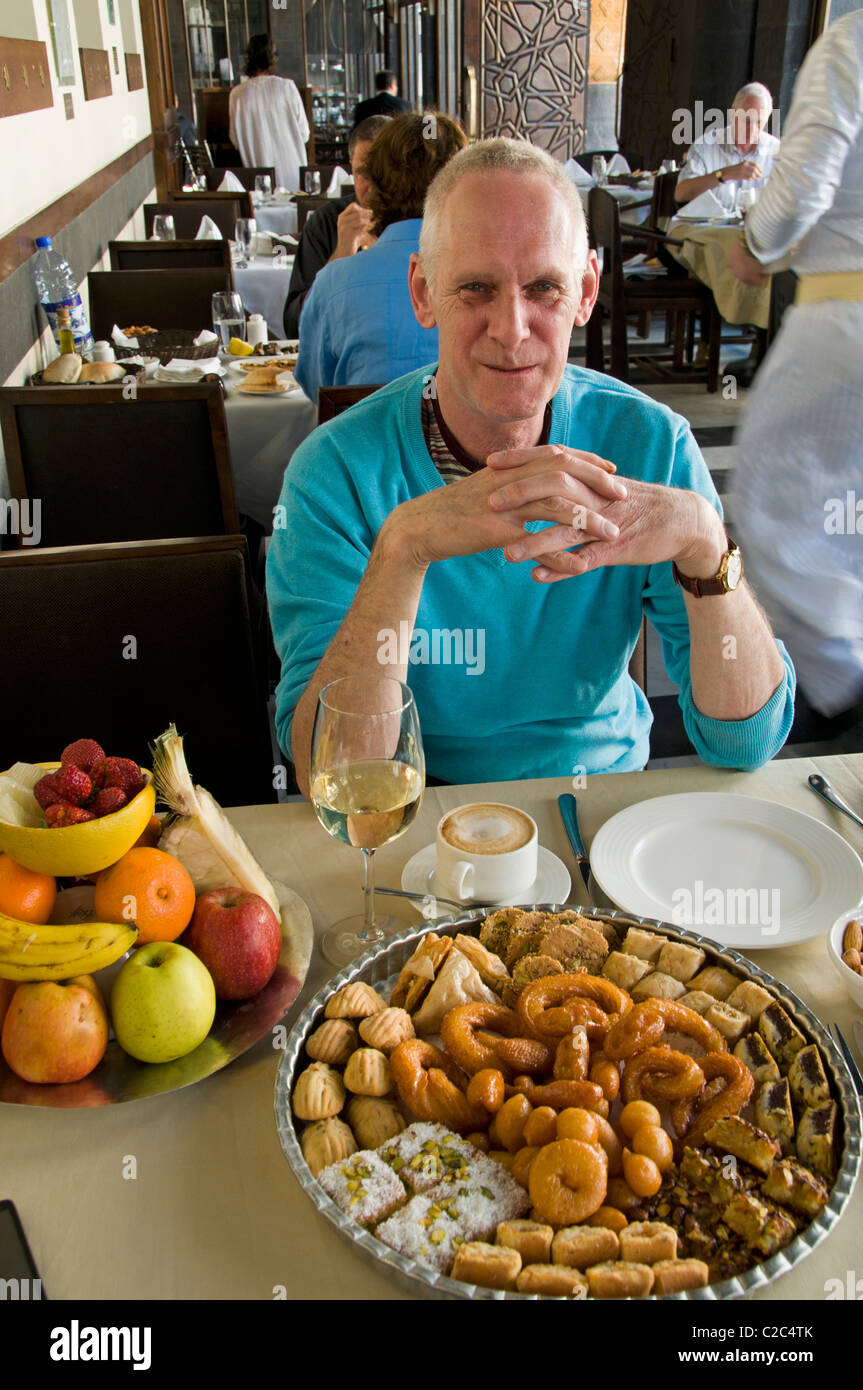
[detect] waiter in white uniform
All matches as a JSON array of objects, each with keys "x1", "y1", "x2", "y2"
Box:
[
  {"x1": 229, "y1": 35, "x2": 310, "y2": 193},
  {"x1": 729, "y1": 9, "x2": 863, "y2": 725}
]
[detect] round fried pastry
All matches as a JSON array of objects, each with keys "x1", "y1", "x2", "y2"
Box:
[
  {"x1": 528, "y1": 1139, "x2": 607, "y2": 1226},
  {"x1": 440, "y1": 1002, "x2": 555, "y2": 1079}
]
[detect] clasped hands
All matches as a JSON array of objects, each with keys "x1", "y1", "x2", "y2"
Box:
[{"x1": 396, "y1": 445, "x2": 724, "y2": 583}]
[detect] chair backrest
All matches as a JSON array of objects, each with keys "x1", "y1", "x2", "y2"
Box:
[
  {"x1": 0, "y1": 382, "x2": 240, "y2": 548},
  {"x1": 298, "y1": 163, "x2": 337, "y2": 190},
  {"x1": 651, "y1": 170, "x2": 679, "y2": 224},
  {"x1": 767, "y1": 268, "x2": 798, "y2": 346},
  {"x1": 171, "y1": 188, "x2": 254, "y2": 213},
  {"x1": 109, "y1": 240, "x2": 234, "y2": 277},
  {"x1": 588, "y1": 187, "x2": 625, "y2": 300},
  {"x1": 294, "y1": 194, "x2": 332, "y2": 236},
  {"x1": 87, "y1": 267, "x2": 232, "y2": 339},
  {"x1": 204, "y1": 165, "x2": 276, "y2": 192},
  {"x1": 144, "y1": 200, "x2": 245, "y2": 241},
  {"x1": 317, "y1": 384, "x2": 384, "y2": 425},
  {"x1": 0, "y1": 536, "x2": 276, "y2": 806}
]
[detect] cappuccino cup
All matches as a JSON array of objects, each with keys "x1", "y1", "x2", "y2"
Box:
[{"x1": 436, "y1": 802, "x2": 538, "y2": 903}]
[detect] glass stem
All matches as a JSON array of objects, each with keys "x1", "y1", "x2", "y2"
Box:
[{"x1": 361, "y1": 848, "x2": 377, "y2": 939}]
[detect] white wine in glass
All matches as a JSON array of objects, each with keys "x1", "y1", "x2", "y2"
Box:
[{"x1": 310, "y1": 676, "x2": 424, "y2": 966}]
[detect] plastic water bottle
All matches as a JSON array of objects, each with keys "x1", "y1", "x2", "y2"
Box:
[{"x1": 32, "y1": 236, "x2": 95, "y2": 356}]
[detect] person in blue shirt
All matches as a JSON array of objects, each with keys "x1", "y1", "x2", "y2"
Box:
[
  {"x1": 268, "y1": 139, "x2": 794, "y2": 792},
  {"x1": 294, "y1": 112, "x2": 467, "y2": 402}
]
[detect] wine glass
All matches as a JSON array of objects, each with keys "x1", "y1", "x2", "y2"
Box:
[
  {"x1": 152, "y1": 214, "x2": 176, "y2": 241},
  {"x1": 211, "y1": 291, "x2": 246, "y2": 349},
  {"x1": 591, "y1": 155, "x2": 608, "y2": 187},
  {"x1": 254, "y1": 174, "x2": 273, "y2": 203},
  {"x1": 234, "y1": 217, "x2": 257, "y2": 268},
  {"x1": 736, "y1": 187, "x2": 757, "y2": 216},
  {"x1": 304, "y1": 169, "x2": 322, "y2": 195},
  {"x1": 310, "y1": 675, "x2": 425, "y2": 967}
]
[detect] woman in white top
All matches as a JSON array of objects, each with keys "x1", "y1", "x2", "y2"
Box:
[{"x1": 229, "y1": 35, "x2": 309, "y2": 192}]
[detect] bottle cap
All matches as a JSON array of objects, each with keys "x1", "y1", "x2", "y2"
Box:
[
  {"x1": 35, "y1": 236, "x2": 52, "y2": 248},
  {"x1": 248, "y1": 313, "x2": 264, "y2": 321}
]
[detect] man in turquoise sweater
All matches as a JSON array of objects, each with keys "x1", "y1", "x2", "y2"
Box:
[{"x1": 267, "y1": 140, "x2": 794, "y2": 792}]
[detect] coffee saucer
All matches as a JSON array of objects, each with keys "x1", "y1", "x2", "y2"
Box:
[{"x1": 400, "y1": 844, "x2": 571, "y2": 914}]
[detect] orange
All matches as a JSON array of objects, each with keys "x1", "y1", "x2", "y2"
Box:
[
  {"x1": 0, "y1": 853, "x2": 57, "y2": 924},
  {"x1": 93, "y1": 847, "x2": 195, "y2": 944},
  {"x1": 132, "y1": 815, "x2": 163, "y2": 851}
]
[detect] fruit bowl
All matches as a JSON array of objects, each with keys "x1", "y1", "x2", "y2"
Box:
[{"x1": 0, "y1": 764, "x2": 156, "y2": 877}]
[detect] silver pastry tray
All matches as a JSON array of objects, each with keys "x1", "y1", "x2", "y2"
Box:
[{"x1": 274, "y1": 906, "x2": 862, "y2": 1301}]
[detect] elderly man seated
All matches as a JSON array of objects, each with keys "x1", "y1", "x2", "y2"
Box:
[
  {"x1": 675, "y1": 83, "x2": 779, "y2": 210},
  {"x1": 267, "y1": 140, "x2": 794, "y2": 792}
]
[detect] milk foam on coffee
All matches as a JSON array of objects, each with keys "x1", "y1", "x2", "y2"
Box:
[{"x1": 440, "y1": 803, "x2": 534, "y2": 855}]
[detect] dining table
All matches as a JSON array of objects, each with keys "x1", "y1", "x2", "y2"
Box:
[
  {"x1": 253, "y1": 202, "x2": 299, "y2": 240},
  {"x1": 666, "y1": 217, "x2": 773, "y2": 329},
  {"x1": 222, "y1": 367, "x2": 317, "y2": 529},
  {"x1": 234, "y1": 253, "x2": 295, "y2": 342},
  {"x1": 2, "y1": 750, "x2": 860, "y2": 1301}
]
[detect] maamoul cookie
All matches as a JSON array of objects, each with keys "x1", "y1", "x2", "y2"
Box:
[
  {"x1": 324, "y1": 981, "x2": 387, "y2": 1019},
  {"x1": 358, "y1": 1006, "x2": 415, "y2": 1054},
  {"x1": 343, "y1": 1047, "x2": 392, "y2": 1096},
  {"x1": 346, "y1": 1095, "x2": 407, "y2": 1149},
  {"x1": 292, "y1": 1061, "x2": 346, "y2": 1120},
  {"x1": 301, "y1": 1117, "x2": 357, "y2": 1176},
  {"x1": 305, "y1": 1018, "x2": 358, "y2": 1064}
]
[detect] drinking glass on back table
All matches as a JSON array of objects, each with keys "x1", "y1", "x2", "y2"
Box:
[
  {"x1": 212, "y1": 291, "x2": 246, "y2": 348},
  {"x1": 234, "y1": 217, "x2": 257, "y2": 268},
  {"x1": 304, "y1": 169, "x2": 322, "y2": 195},
  {"x1": 152, "y1": 214, "x2": 176, "y2": 241},
  {"x1": 592, "y1": 155, "x2": 608, "y2": 187},
  {"x1": 310, "y1": 675, "x2": 425, "y2": 966},
  {"x1": 254, "y1": 174, "x2": 272, "y2": 203}
]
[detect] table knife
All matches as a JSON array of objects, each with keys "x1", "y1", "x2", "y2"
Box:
[
  {"x1": 557, "y1": 793, "x2": 592, "y2": 901},
  {"x1": 830, "y1": 1023, "x2": 863, "y2": 1098}
]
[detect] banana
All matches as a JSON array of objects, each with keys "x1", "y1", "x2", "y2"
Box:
[{"x1": 0, "y1": 911, "x2": 138, "y2": 982}]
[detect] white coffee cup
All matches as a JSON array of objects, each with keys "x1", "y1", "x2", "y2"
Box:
[{"x1": 435, "y1": 802, "x2": 538, "y2": 903}]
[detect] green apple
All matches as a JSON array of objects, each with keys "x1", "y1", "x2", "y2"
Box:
[{"x1": 111, "y1": 942, "x2": 216, "y2": 1064}]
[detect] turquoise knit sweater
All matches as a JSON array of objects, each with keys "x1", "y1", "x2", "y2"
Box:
[{"x1": 266, "y1": 365, "x2": 795, "y2": 782}]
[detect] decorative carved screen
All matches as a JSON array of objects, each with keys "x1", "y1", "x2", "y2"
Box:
[{"x1": 481, "y1": 0, "x2": 589, "y2": 159}]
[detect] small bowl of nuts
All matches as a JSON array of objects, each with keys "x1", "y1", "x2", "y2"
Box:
[{"x1": 828, "y1": 907, "x2": 863, "y2": 1009}]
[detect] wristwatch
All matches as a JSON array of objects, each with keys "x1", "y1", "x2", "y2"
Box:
[
  {"x1": 673, "y1": 538, "x2": 743, "y2": 597},
  {"x1": 716, "y1": 169, "x2": 725, "y2": 184}
]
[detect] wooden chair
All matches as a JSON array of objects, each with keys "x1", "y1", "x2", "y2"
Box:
[
  {"x1": 294, "y1": 194, "x2": 332, "y2": 236},
  {"x1": 0, "y1": 536, "x2": 276, "y2": 806},
  {"x1": 650, "y1": 170, "x2": 679, "y2": 226},
  {"x1": 144, "y1": 200, "x2": 247, "y2": 241},
  {"x1": 87, "y1": 268, "x2": 232, "y2": 340},
  {"x1": 109, "y1": 239, "x2": 233, "y2": 278},
  {"x1": 317, "y1": 384, "x2": 384, "y2": 426},
  {"x1": 204, "y1": 165, "x2": 276, "y2": 192},
  {"x1": 586, "y1": 188, "x2": 721, "y2": 392},
  {"x1": 0, "y1": 382, "x2": 239, "y2": 549},
  {"x1": 170, "y1": 189, "x2": 255, "y2": 216}
]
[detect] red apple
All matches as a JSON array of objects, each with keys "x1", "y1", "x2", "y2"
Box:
[
  {"x1": 1, "y1": 975, "x2": 109, "y2": 1083},
  {"x1": 184, "y1": 887, "x2": 281, "y2": 1000}
]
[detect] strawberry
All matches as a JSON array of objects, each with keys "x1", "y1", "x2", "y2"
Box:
[
  {"x1": 50, "y1": 765, "x2": 93, "y2": 807},
  {"x1": 92, "y1": 757, "x2": 144, "y2": 798},
  {"x1": 34, "y1": 773, "x2": 63, "y2": 810},
  {"x1": 45, "y1": 802, "x2": 96, "y2": 827},
  {"x1": 60, "y1": 739, "x2": 105, "y2": 774},
  {"x1": 90, "y1": 787, "x2": 128, "y2": 817}
]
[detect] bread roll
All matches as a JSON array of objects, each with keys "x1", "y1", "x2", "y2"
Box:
[
  {"x1": 79, "y1": 360, "x2": 126, "y2": 383},
  {"x1": 42, "y1": 353, "x2": 82, "y2": 383}
]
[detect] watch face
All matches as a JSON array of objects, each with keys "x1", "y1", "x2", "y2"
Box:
[{"x1": 725, "y1": 550, "x2": 743, "y2": 589}]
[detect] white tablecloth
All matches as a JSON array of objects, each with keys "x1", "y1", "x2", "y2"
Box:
[
  {"x1": 224, "y1": 375, "x2": 317, "y2": 528},
  {"x1": 235, "y1": 255, "x2": 294, "y2": 340},
  {"x1": 254, "y1": 204, "x2": 299, "y2": 238}
]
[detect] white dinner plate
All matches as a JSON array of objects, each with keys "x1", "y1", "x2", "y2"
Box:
[
  {"x1": 589, "y1": 793, "x2": 863, "y2": 949},
  {"x1": 400, "y1": 842, "x2": 570, "y2": 913}
]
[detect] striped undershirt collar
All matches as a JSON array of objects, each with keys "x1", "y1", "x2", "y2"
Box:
[{"x1": 421, "y1": 383, "x2": 552, "y2": 485}]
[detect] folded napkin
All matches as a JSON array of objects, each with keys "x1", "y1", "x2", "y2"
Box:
[
  {"x1": 326, "y1": 164, "x2": 353, "y2": 196},
  {"x1": 193, "y1": 328, "x2": 219, "y2": 347},
  {"x1": 153, "y1": 356, "x2": 225, "y2": 383},
  {"x1": 606, "y1": 153, "x2": 631, "y2": 175},
  {"x1": 196, "y1": 215, "x2": 223, "y2": 240},
  {"x1": 218, "y1": 170, "x2": 245, "y2": 193},
  {"x1": 678, "y1": 188, "x2": 727, "y2": 219},
  {"x1": 111, "y1": 324, "x2": 140, "y2": 348},
  {"x1": 564, "y1": 157, "x2": 594, "y2": 187}
]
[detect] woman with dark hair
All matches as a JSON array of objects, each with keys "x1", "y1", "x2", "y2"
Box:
[
  {"x1": 229, "y1": 34, "x2": 309, "y2": 191},
  {"x1": 295, "y1": 112, "x2": 467, "y2": 401}
]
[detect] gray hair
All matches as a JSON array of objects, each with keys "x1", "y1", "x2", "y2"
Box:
[
  {"x1": 733, "y1": 81, "x2": 773, "y2": 112},
  {"x1": 419, "y1": 138, "x2": 589, "y2": 288}
]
